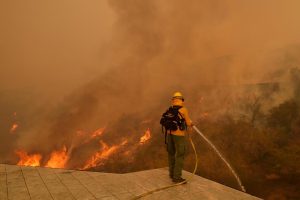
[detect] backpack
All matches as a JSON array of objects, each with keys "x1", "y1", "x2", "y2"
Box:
[{"x1": 160, "y1": 106, "x2": 187, "y2": 143}]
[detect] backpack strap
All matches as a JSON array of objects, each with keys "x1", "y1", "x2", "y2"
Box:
[
  {"x1": 175, "y1": 107, "x2": 187, "y2": 130},
  {"x1": 178, "y1": 110, "x2": 184, "y2": 119},
  {"x1": 172, "y1": 106, "x2": 185, "y2": 119}
]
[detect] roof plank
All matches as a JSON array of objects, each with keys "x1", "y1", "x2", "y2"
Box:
[{"x1": 1, "y1": 164, "x2": 261, "y2": 200}]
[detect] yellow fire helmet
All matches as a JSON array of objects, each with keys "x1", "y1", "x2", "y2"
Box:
[{"x1": 172, "y1": 92, "x2": 184, "y2": 101}]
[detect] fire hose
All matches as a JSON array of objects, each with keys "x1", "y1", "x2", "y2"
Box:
[
  {"x1": 192, "y1": 126, "x2": 246, "y2": 192},
  {"x1": 133, "y1": 125, "x2": 246, "y2": 199}
]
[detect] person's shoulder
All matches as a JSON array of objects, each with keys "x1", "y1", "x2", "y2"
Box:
[{"x1": 179, "y1": 106, "x2": 188, "y2": 113}]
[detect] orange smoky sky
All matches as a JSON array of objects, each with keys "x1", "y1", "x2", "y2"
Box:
[
  {"x1": 0, "y1": 0, "x2": 116, "y2": 100},
  {"x1": 0, "y1": 0, "x2": 300, "y2": 128},
  {"x1": 1, "y1": 0, "x2": 300, "y2": 101}
]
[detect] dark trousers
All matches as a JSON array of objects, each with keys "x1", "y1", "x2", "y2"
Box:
[{"x1": 167, "y1": 134, "x2": 186, "y2": 179}]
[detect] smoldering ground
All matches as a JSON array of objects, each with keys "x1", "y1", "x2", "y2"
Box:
[{"x1": 1, "y1": 0, "x2": 300, "y2": 199}]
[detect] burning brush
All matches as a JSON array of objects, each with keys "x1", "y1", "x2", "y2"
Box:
[{"x1": 14, "y1": 127, "x2": 152, "y2": 170}]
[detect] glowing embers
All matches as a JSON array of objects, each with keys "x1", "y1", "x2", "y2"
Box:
[
  {"x1": 45, "y1": 146, "x2": 69, "y2": 168},
  {"x1": 139, "y1": 128, "x2": 151, "y2": 144},
  {"x1": 15, "y1": 150, "x2": 42, "y2": 167},
  {"x1": 199, "y1": 112, "x2": 210, "y2": 120},
  {"x1": 10, "y1": 112, "x2": 19, "y2": 134},
  {"x1": 81, "y1": 140, "x2": 128, "y2": 170},
  {"x1": 10, "y1": 123, "x2": 19, "y2": 133},
  {"x1": 90, "y1": 127, "x2": 105, "y2": 139}
]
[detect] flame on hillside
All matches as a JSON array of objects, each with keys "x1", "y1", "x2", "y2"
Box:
[
  {"x1": 140, "y1": 128, "x2": 151, "y2": 144},
  {"x1": 45, "y1": 146, "x2": 69, "y2": 168},
  {"x1": 75, "y1": 127, "x2": 106, "y2": 145},
  {"x1": 81, "y1": 140, "x2": 128, "y2": 170},
  {"x1": 15, "y1": 150, "x2": 42, "y2": 167},
  {"x1": 90, "y1": 127, "x2": 105, "y2": 138},
  {"x1": 13, "y1": 125, "x2": 152, "y2": 170}
]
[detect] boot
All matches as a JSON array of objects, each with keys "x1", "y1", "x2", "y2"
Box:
[{"x1": 172, "y1": 177, "x2": 187, "y2": 183}]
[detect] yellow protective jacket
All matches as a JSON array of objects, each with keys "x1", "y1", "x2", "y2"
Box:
[{"x1": 170, "y1": 99, "x2": 192, "y2": 136}]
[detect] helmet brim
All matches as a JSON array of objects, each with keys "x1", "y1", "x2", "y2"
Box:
[{"x1": 172, "y1": 96, "x2": 184, "y2": 101}]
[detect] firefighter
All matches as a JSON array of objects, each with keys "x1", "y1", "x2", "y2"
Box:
[{"x1": 167, "y1": 92, "x2": 193, "y2": 183}]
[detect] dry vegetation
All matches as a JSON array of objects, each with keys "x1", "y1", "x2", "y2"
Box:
[
  {"x1": 1, "y1": 68, "x2": 299, "y2": 200},
  {"x1": 92, "y1": 68, "x2": 300, "y2": 200}
]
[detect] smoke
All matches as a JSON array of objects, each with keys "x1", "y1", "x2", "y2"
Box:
[
  {"x1": 1, "y1": 0, "x2": 300, "y2": 169},
  {"x1": 0, "y1": 0, "x2": 116, "y2": 101}
]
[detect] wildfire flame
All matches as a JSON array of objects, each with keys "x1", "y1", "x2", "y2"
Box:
[
  {"x1": 81, "y1": 140, "x2": 128, "y2": 170},
  {"x1": 139, "y1": 128, "x2": 151, "y2": 144},
  {"x1": 45, "y1": 146, "x2": 69, "y2": 168},
  {"x1": 15, "y1": 150, "x2": 42, "y2": 167},
  {"x1": 10, "y1": 123, "x2": 19, "y2": 133},
  {"x1": 201, "y1": 112, "x2": 209, "y2": 118},
  {"x1": 90, "y1": 127, "x2": 105, "y2": 139},
  {"x1": 12, "y1": 125, "x2": 152, "y2": 170},
  {"x1": 75, "y1": 127, "x2": 106, "y2": 145}
]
